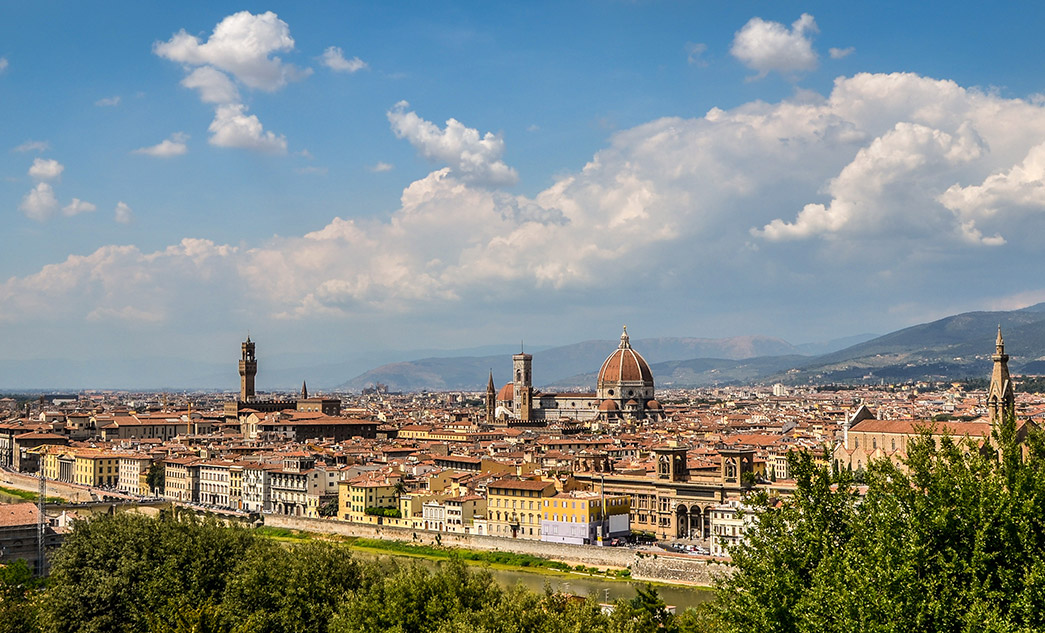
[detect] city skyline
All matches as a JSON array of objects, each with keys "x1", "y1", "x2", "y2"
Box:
[{"x1": 5, "y1": 3, "x2": 1045, "y2": 371}]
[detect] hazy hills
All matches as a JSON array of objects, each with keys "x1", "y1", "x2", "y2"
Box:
[
  {"x1": 341, "y1": 335, "x2": 861, "y2": 392},
  {"x1": 342, "y1": 304, "x2": 1045, "y2": 392},
  {"x1": 8, "y1": 304, "x2": 1045, "y2": 391},
  {"x1": 774, "y1": 303, "x2": 1045, "y2": 385}
]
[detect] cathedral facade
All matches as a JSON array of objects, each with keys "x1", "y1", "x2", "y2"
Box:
[{"x1": 486, "y1": 327, "x2": 663, "y2": 425}]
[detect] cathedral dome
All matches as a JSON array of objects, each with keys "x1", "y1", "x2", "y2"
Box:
[
  {"x1": 496, "y1": 383, "x2": 514, "y2": 401},
  {"x1": 597, "y1": 326, "x2": 653, "y2": 386}
]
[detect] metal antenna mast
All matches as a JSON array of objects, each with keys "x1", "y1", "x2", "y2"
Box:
[{"x1": 37, "y1": 466, "x2": 45, "y2": 574}]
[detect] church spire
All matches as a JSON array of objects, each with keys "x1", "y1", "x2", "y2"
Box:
[
  {"x1": 485, "y1": 370, "x2": 496, "y2": 424},
  {"x1": 988, "y1": 326, "x2": 1015, "y2": 427},
  {"x1": 301, "y1": 381, "x2": 308, "y2": 400}
]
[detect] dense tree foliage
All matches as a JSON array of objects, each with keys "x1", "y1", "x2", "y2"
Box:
[
  {"x1": 0, "y1": 559, "x2": 42, "y2": 633},
  {"x1": 717, "y1": 413, "x2": 1045, "y2": 632},
  {"x1": 146, "y1": 463, "x2": 165, "y2": 496},
  {"x1": 0, "y1": 511, "x2": 719, "y2": 633}
]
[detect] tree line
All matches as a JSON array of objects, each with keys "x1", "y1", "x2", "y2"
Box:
[
  {"x1": 0, "y1": 511, "x2": 721, "y2": 633},
  {"x1": 717, "y1": 411, "x2": 1045, "y2": 632}
]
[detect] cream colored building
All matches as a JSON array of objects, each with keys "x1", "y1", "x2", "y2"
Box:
[{"x1": 486, "y1": 478, "x2": 557, "y2": 539}]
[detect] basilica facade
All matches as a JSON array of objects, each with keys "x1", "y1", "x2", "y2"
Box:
[{"x1": 486, "y1": 326, "x2": 663, "y2": 425}]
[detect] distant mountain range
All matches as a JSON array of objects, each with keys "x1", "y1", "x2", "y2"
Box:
[
  {"x1": 7, "y1": 304, "x2": 1045, "y2": 391},
  {"x1": 341, "y1": 303, "x2": 1045, "y2": 392},
  {"x1": 340, "y1": 335, "x2": 869, "y2": 392}
]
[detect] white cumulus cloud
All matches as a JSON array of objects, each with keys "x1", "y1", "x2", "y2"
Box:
[
  {"x1": 94, "y1": 96, "x2": 121, "y2": 107},
  {"x1": 9, "y1": 72, "x2": 1045, "y2": 347},
  {"x1": 155, "y1": 11, "x2": 301, "y2": 155},
  {"x1": 731, "y1": 13, "x2": 818, "y2": 79},
  {"x1": 320, "y1": 46, "x2": 367, "y2": 73},
  {"x1": 370, "y1": 162, "x2": 394, "y2": 172},
  {"x1": 62, "y1": 199, "x2": 97, "y2": 216},
  {"x1": 208, "y1": 104, "x2": 287, "y2": 154},
  {"x1": 180, "y1": 66, "x2": 240, "y2": 104},
  {"x1": 28, "y1": 158, "x2": 64, "y2": 181},
  {"x1": 114, "y1": 201, "x2": 134, "y2": 224},
  {"x1": 19, "y1": 183, "x2": 58, "y2": 221},
  {"x1": 153, "y1": 10, "x2": 308, "y2": 91},
  {"x1": 830, "y1": 47, "x2": 855, "y2": 59},
  {"x1": 133, "y1": 133, "x2": 189, "y2": 157},
  {"x1": 387, "y1": 101, "x2": 518, "y2": 186}
]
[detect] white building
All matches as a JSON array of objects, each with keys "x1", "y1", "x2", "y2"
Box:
[{"x1": 709, "y1": 499, "x2": 757, "y2": 558}]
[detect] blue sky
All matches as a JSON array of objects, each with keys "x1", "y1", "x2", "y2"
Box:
[{"x1": 4, "y1": 2, "x2": 1045, "y2": 378}]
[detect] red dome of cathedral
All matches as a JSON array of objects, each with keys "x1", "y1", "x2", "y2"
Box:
[
  {"x1": 496, "y1": 383, "x2": 514, "y2": 401},
  {"x1": 597, "y1": 326, "x2": 653, "y2": 385}
]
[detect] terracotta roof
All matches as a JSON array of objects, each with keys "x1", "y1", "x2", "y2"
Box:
[
  {"x1": 849, "y1": 418, "x2": 992, "y2": 437},
  {"x1": 0, "y1": 503, "x2": 39, "y2": 527},
  {"x1": 488, "y1": 478, "x2": 555, "y2": 491},
  {"x1": 597, "y1": 327, "x2": 653, "y2": 385},
  {"x1": 496, "y1": 383, "x2": 514, "y2": 401}
]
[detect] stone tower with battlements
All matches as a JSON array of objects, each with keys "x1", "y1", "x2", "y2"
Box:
[{"x1": 239, "y1": 336, "x2": 257, "y2": 402}]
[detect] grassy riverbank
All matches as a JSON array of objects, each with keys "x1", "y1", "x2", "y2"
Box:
[
  {"x1": 254, "y1": 525, "x2": 660, "y2": 583},
  {"x1": 0, "y1": 485, "x2": 63, "y2": 504}
]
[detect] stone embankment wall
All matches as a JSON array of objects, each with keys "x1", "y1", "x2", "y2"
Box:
[
  {"x1": 0, "y1": 470, "x2": 94, "y2": 503},
  {"x1": 264, "y1": 514, "x2": 731, "y2": 586}
]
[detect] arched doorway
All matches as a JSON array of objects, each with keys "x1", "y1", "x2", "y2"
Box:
[{"x1": 675, "y1": 504, "x2": 689, "y2": 538}]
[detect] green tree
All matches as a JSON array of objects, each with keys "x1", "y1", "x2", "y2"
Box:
[
  {"x1": 716, "y1": 418, "x2": 1045, "y2": 632},
  {"x1": 318, "y1": 498, "x2": 339, "y2": 517},
  {"x1": 330, "y1": 558, "x2": 502, "y2": 633},
  {"x1": 43, "y1": 513, "x2": 257, "y2": 633},
  {"x1": 0, "y1": 559, "x2": 43, "y2": 633},
  {"x1": 146, "y1": 462, "x2": 165, "y2": 496},
  {"x1": 221, "y1": 540, "x2": 363, "y2": 633}
]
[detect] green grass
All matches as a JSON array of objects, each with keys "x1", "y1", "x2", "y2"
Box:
[
  {"x1": 0, "y1": 485, "x2": 63, "y2": 504},
  {"x1": 254, "y1": 526, "x2": 312, "y2": 541},
  {"x1": 348, "y1": 538, "x2": 575, "y2": 573}
]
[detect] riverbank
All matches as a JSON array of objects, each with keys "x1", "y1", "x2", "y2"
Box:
[
  {"x1": 0, "y1": 484, "x2": 64, "y2": 504},
  {"x1": 252, "y1": 525, "x2": 715, "y2": 609},
  {"x1": 255, "y1": 526, "x2": 628, "y2": 578},
  {"x1": 263, "y1": 514, "x2": 732, "y2": 588},
  {"x1": 254, "y1": 525, "x2": 710, "y2": 590}
]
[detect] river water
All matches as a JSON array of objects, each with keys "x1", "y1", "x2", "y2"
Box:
[{"x1": 353, "y1": 551, "x2": 716, "y2": 611}]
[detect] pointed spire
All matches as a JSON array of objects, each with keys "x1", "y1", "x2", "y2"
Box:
[
  {"x1": 301, "y1": 381, "x2": 308, "y2": 399},
  {"x1": 989, "y1": 327, "x2": 1014, "y2": 427},
  {"x1": 619, "y1": 325, "x2": 631, "y2": 349},
  {"x1": 487, "y1": 370, "x2": 495, "y2": 392}
]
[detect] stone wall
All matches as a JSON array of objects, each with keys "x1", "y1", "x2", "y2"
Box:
[
  {"x1": 631, "y1": 552, "x2": 732, "y2": 586},
  {"x1": 263, "y1": 514, "x2": 731, "y2": 585},
  {"x1": 0, "y1": 470, "x2": 93, "y2": 503}
]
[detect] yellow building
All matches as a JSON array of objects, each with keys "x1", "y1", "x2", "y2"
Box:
[
  {"x1": 540, "y1": 490, "x2": 631, "y2": 545},
  {"x1": 486, "y1": 478, "x2": 557, "y2": 539},
  {"x1": 74, "y1": 451, "x2": 121, "y2": 487},
  {"x1": 338, "y1": 477, "x2": 399, "y2": 522}
]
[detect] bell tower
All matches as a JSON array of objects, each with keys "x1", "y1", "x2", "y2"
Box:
[
  {"x1": 512, "y1": 349, "x2": 532, "y2": 422},
  {"x1": 988, "y1": 326, "x2": 1015, "y2": 427},
  {"x1": 485, "y1": 370, "x2": 496, "y2": 424},
  {"x1": 239, "y1": 336, "x2": 257, "y2": 402}
]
